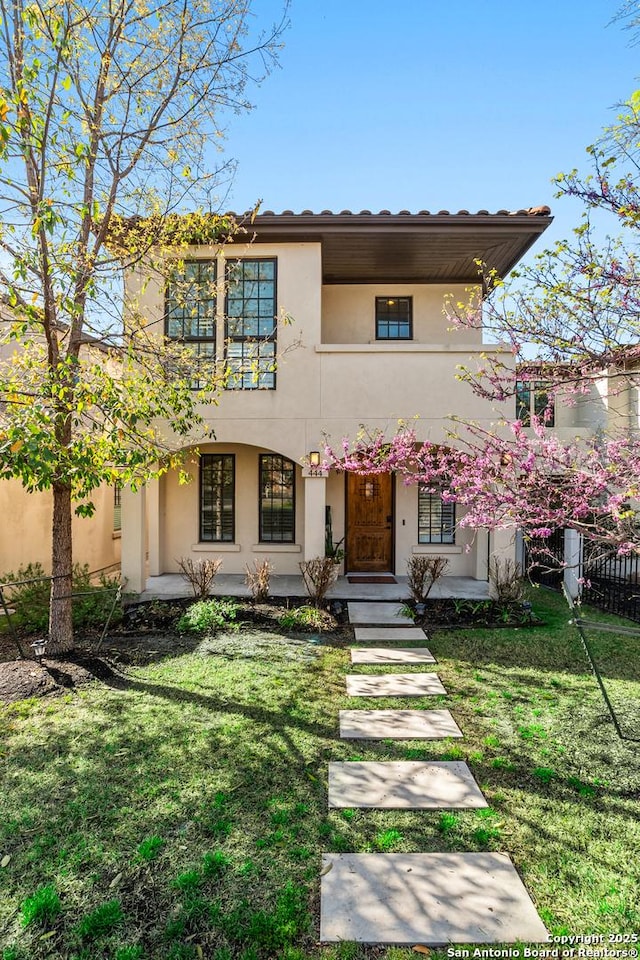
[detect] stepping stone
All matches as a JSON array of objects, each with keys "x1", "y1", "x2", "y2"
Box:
[
  {"x1": 351, "y1": 647, "x2": 436, "y2": 665},
  {"x1": 328, "y1": 760, "x2": 488, "y2": 809},
  {"x1": 340, "y1": 709, "x2": 462, "y2": 739},
  {"x1": 348, "y1": 602, "x2": 414, "y2": 625},
  {"x1": 354, "y1": 626, "x2": 427, "y2": 642},
  {"x1": 320, "y1": 852, "x2": 548, "y2": 944},
  {"x1": 346, "y1": 673, "x2": 446, "y2": 697}
]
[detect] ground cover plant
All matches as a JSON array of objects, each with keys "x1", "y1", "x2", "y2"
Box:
[{"x1": 0, "y1": 589, "x2": 639, "y2": 958}]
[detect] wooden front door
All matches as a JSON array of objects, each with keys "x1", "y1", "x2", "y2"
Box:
[{"x1": 346, "y1": 473, "x2": 394, "y2": 572}]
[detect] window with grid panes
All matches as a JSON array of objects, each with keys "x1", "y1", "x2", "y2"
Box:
[
  {"x1": 375, "y1": 296, "x2": 412, "y2": 340},
  {"x1": 418, "y1": 485, "x2": 456, "y2": 543},
  {"x1": 200, "y1": 455, "x2": 235, "y2": 542},
  {"x1": 259, "y1": 454, "x2": 295, "y2": 542},
  {"x1": 165, "y1": 259, "x2": 216, "y2": 388},
  {"x1": 225, "y1": 259, "x2": 276, "y2": 389},
  {"x1": 515, "y1": 380, "x2": 555, "y2": 426},
  {"x1": 113, "y1": 485, "x2": 121, "y2": 533}
]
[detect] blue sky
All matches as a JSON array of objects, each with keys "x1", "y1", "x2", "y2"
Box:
[{"x1": 220, "y1": 0, "x2": 639, "y2": 255}]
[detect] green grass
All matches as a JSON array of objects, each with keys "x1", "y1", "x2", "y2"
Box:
[{"x1": 0, "y1": 591, "x2": 639, "y2": 958}]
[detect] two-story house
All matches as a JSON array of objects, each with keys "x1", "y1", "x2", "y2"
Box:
[{"x1": 120, "y1": 208, "x2": 553, "y2": 593}]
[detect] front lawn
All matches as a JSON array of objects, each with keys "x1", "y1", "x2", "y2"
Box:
[{"x1": 0, "y1": 590, "x2": 639, "y2": 959}]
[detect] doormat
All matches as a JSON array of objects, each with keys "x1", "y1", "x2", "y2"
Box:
[{"x1": 347, "y1": 575, "x2": 397, "y2": 584}]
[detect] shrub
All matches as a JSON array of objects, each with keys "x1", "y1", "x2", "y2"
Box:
[
  {"x1": 177, "y1": 597, "x2": 240, "y2": 634},
  {"x1": 299, "y1": 556, "x2": 338, "y2": 606},
  {"x1": 77, "y1": 899, "x2": 124, "y2": 939},
  {"x1": 71, "y1": 565, "x2": 123, "y2": 628},
  {"x1": 21, "y1": 884, "x2": 61, "y2": 927},
  {"x1": 0, "y1": 563, "x2": 122, "y2": 632},
  {"x1": 177, "y1": 556, "x2": 223, "y2": 598},
  {"x1": 489, "y1": 557, "x2": 525, "y2": 603},
  {"x1": 278, "y1": 605, "x2": 332, "y2": 631},
  {"x1": 244, "y1": 559, "x2": 273, "y2": 602},
  {"x1": 406, "y1": 555, "x2": 449, "y2": 603}
]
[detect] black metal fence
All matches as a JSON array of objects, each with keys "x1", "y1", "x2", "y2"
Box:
[
  {"x1": 581, "y1": 541, "x2": 640, "y2": 623},
  {"x1": 524, "y1": 528, "x2": 640, "y2": 623},
  {"x1": 523, "y1": 528, "x2": 565, "y2": 589}
]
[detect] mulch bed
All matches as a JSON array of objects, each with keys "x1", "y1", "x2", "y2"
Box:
[{"x1": 0, "y1": 656, "x2": 104, "y2": 704}]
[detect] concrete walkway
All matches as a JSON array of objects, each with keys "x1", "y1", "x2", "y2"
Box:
[{"x1": 320, "y1": 599, "x2": 548, "y2": 945}]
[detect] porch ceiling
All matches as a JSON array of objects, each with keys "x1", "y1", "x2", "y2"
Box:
[{"x1": 244, "y1": 209, "x2": 553, "y2": 284}]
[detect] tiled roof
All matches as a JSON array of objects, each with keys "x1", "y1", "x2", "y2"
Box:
[{"x1": 253, "y1": 206, "x2": 551, "y2": 218}]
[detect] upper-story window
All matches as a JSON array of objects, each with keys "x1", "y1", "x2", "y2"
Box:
[
  {"x1": 375, "y1": 297, "x2": 412, "y2": 340},
  {"x1": 165, "y1": 259, "x2": 217, "y2": 388},
  {"x1": 226, "y1": 258, "x2": 277, "y2": 389},
  {"x1": 516, "y1": 380, "x2": 555, "y2": 427}
]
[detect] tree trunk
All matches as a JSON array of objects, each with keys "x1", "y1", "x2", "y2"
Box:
[{"x1": 48, "y1": 481, "x2": 75, "y2": 654}]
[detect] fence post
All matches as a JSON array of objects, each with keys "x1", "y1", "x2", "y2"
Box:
[{"x1": 563, "y1": 528, "x2": 582, "y2": 601}]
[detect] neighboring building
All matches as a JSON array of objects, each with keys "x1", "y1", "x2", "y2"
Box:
[
  {"x1": 120, "y1": 208, "x2": 553, "y2": 592},
  {"x1": 0, "y1": 312, "x2": 122, "y2": 577}
]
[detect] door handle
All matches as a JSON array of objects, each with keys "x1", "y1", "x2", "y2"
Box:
[{"x1": 386, "y1": 516, "x2": 392, "y2": 523}]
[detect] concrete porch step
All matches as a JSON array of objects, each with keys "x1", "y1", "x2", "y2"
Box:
[
  {"x1": 348, "y1": 602, "x2": 414, "y2": 625},
  {"x1": 353, "y1": 626, "x2": 428, "y2": 642}
]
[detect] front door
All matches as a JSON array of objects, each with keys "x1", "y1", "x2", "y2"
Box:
[{"x1": 346, "y1": 473, "x2": 393, "y2": 572}]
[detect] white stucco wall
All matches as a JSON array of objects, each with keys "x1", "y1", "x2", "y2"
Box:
[
  {"x1": 321, "y1": 283, "x2": 482, "y2": 345},
  {"x1": 0, "y1": 479, "x2": 121, "y2": 577}
]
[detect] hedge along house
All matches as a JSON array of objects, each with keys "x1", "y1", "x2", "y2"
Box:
[{"x1": 120, "y1": 208, "x2": 552, "y2": 593}]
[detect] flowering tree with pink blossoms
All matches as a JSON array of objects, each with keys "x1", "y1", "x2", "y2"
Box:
[{"x1": 324, "y1": 87, "x2": 640, "y2": 559}]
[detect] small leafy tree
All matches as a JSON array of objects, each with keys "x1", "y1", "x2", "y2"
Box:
[{"x1": 0, "y1": 0, "x2": 286, "y2": 652}]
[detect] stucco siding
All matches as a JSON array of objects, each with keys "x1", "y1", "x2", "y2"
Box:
[
  {"x1": 321, "y1": 283, "x2": 482, "y2": 345},
  {"x1": 0, "y1": 479, "x2": 121, "y2": 576}
]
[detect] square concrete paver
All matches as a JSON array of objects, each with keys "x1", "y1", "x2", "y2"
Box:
[
  {"x1": 346, "y1": 673, "x2": 446, "y2": 697},
  {"x1": 348, "y1": 602, "x2": 414, "y2": 625},
  {"x1": 320, "y1": 852, "x2": 548, "y2": 943},
  {"x1": 340, "y1": 709, "x2": 462, "y2": 739},
  {"x1": 351, "y1": 647, "x2": 436, "y2": 665},
  {"x1": 328, "y1": 761, "x2": 488, "y2": 809},
  {"x1": 354, "y1": 627, "x2": 427, "y2": 642}
]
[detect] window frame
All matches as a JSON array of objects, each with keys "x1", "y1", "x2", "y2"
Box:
[
  {"x1": 516, "y1": 379, "x2": 555, "y2": 427},
  {"x1": 417, "y1": 485, "x2": 456, "y2": 544},
  {"x1": 225, "y1": 257, "x2": 278, "y2": 390},
  {"x1": 113, "y1": 484, "x2": 122, "y2": 533},
  {"x1": 259, "y1": 453, "x2": 296, "y2": 543},
  {"x1": 199, "y1": 453, "x2": 235, "y2": 543},
  {"x1": 375, "y1": 296, "x2": 413, "y2": 341},
  {"x1": 164, "y1": 258, "x2": 218, "y2": 389}
]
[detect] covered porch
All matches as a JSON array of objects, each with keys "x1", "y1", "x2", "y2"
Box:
[{"x1": 139, "y1": 573, "x2": 490, "y2": 602}]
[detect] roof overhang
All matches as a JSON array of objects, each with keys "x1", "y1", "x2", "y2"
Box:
[{"x1": 242, "y1": 209, "x2": 553, "y2": 284}]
